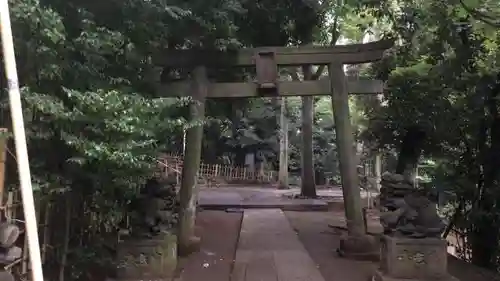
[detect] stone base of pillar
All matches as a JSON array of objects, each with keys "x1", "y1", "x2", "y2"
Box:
[
  {"x1": 337, "y1": 234, "x2": 379, "y2": 261},
  {"x1": 277, "y1": 183, "x2": 289, "y2": 190},
  {"x1": 178, "y1": 235, "x2": 201, "y2": 257},
  {"x1": 372, "y1": 235, "x2": 457, "y2": 281},
  {"x1": 116, "y1": 232, "x2": 177, "y2": 280}
]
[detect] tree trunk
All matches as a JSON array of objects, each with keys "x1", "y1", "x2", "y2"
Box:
[
  {"x1": 300, "y1": 65, "x2": 317, "y2": 198},
  {"x1": 278, "y1": 97, "x2": 289, "y2": 189},
  {"x1": 470, "y1": 116, "x2": 500, "y2": 268},
  {"x1": 258, "y1": 157, "x2": 266, "y2": 181},
  {"x1": 470, "y1": 77, "x2": 500, "y2": 268},
  {"x1": 395, "y1": 126, "x2": 426, "y2": 183},
  {"x1": 178, "y1": 66, "x2": 206, "y2": 256}
]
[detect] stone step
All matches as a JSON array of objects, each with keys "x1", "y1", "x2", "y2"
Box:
[
  {"x1": 231, "y1": 209, "x2": 325, "y2": 281},
  {"x1": 199, "y1": 200, "x2": 329, "y2": 212}
]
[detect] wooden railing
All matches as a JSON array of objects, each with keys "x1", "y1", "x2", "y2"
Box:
[{"x1": 157, "y1": 154, "x2": 278, "y2": 185}]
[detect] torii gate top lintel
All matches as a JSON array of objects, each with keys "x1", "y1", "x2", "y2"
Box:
[
  {"x1": 159, "y1": 39, "x2": 394, "y2": 67},
  {"x1": 157, "y1": 39, "x2": 393, "y2": 98}
]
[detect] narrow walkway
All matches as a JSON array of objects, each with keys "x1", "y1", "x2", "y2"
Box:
[
  {"x1": 231, "y1": 209, "x2": 325, "y2": 281},
  {"x1": 199, "y1": 187, "x2": 329, "y2": 211}
]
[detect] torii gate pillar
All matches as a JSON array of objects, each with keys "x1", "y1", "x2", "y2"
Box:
[
  {"x1": 330, "y1": 63, "x2": 378, "y2": 259},
  {"x1": 177, "y1": 66, "x2": 207, "y2": 256}
]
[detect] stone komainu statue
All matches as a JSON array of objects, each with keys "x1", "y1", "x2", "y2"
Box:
[
  {"x1": 127, "y1": 176, "x2": 179, "y2": 238},
  {"x1": 0, "y1": 222, "x2": 22, "y2": 280},
  {"x1": 378, "y1": 172, "x2": 445, "y2": 238}
]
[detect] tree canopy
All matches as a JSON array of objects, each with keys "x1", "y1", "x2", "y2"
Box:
[{"x1": 3, "y1": 0, "x2": 500, "y2": 278}]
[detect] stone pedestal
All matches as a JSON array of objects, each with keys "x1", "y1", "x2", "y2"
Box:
[
  {"x1": 373, "y1": 235, "x2": 457, "y2": 281},
  {"x1": 338, "y1": 234, "x2": 379, "y2": 261},
  {"x1": 178, "y1": 235, "x2": 201, "y2": 257},
  {"x1": 116, "y1": 232, "x2": 177, "y2": 280}
]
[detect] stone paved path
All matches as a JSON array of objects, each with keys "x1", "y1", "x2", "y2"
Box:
[
  {"x1": 199, "y1": 187, "x2": 328, "y2": 211},
  {"x1": 198, "y1": 187, "x2": 377, "y2": 211},
  {"x1": 231, "y1": 209, "x2": 325, "y2": 281}
]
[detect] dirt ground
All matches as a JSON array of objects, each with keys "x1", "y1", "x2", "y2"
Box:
[
  {"x1": 173, "y1": 208, "x2": 499, "y2": 281},
  {"x1": 285, "y1": 211, "x2": 378, "y2": 281},
  {"x1": 285, "y1": 211, "x2": 500, "y2": 281},
  {"x1": 175, "y1": 210, "x2": 243, "y2": 281},
  {"x1": 177, "y1": 209, "x2": 379, "y2": 281}
]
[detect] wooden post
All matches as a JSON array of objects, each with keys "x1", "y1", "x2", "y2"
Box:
[
  {"x1": 278, "y1": 97, "x2": 289, "y2": 189},
  {"x1": 176, "y1": 163, "x2": 180, "y2": 185},
  {"x1": 329, "y1": 62, "x2": 377, "y2": 258},
  {"x1": 0, "y1": 128, "x2": 7, "y2": 203},
  {"x1": 6, "y1": 191, "x2": 13, "y2": 220},
  {"x1": 177, "y1": 66, "x2": 207, "y2": 256},
  {"x1": 374, "y1": 152, "x2": 382, "y2": 191},
  {"x1": 363, "y1": 162, "x2": 372, "y2": 209},
  {"x1": 182, "y1": 129, "x2": 186, "y2": 155},
  {"x1": 41, "y1": 201, "x2": 50, "y2": 263}
]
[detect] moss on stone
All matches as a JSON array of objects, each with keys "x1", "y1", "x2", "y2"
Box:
[{"x1": 116, "y1": 232, "x2": 177, "y2": 279}]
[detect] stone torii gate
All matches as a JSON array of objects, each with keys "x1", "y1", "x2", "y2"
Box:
[{"x1": 157, "y1": 39, "x2": 393, "y2": 257}]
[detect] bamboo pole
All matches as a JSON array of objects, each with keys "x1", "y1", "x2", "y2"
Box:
[
  {"x1": 41, "y1": 201, "x2": 51, "y2": 263},
  {"x1": 0, "y1": 1, "x2": 44, "y2": 280},
  {"x1": 59, "y1": 194, "x2": 71, "y2": 281}
]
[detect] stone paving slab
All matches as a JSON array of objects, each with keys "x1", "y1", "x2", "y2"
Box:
[
  {"x1": 198, "y1": 188, "x2": 329, "y2": 211},
  {"x1": 231, "y1": 209, "x2": 325, "y2": 281},
  {"x1": 199, "y1": 201, "x2": 329, "y2": 211}
]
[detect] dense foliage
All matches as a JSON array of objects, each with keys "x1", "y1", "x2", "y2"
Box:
[
  {"x1": 2, "y1": 0, "x2": 341, "y2": 279},
  {"x1": 360, "y1": 0, "x2": 500, "y2": 269},
  {"x1": 3, "y1": 0, "x2": 500, "y2": 279}
]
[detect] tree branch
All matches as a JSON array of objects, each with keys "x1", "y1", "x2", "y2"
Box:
[
  {"x1": 319, "y1": 0, "x2": 332, "y2": 11},
  {"x1": 311, "y1": 15, "x2": 340, "y2": 80},
  {"x1": 458, "y1": 0, "x2": 500, "y2": 27},
  {"x1": 290, "y1": 69, "x2": 300, "y2": 81}
]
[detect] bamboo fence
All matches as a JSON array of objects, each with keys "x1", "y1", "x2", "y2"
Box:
[{"x1": 157, "y1": 154, "x2": 278, "y2": 185}]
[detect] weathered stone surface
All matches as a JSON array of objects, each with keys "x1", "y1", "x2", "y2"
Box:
[
  {"x1": 0, "y1": 270, "x2": 14, "y2": 281},
  {"x1": 127, "y1": 177, "x2": 179, "y2": 238},
  {"x1": 116, "y1": 232, "x2": 177, "y2": 280},
  {"x1": 337, "y1": 234, "x2": 379, "y2": 261},
  {"x1": 381, "y1": 173, "x2": 406, "y2": 183},
  {"x1": 379, "y1": 172, "x2": 445, "y2": 238},
  {"x1": 0, "y1": 246, "x2": 22, "y2": 263},
  {"x1": 0, "y1": 223, "x2": 20, "y2": 248},
  {"x1": 378, "y1": 235, "x2": 451, "y2": 280},
  {"x1": 177, "y1": 235, "x2": 201, "y2": 257},
  {"x1": 0, "y1": 223, "x2": 22, "y2": 266},
  {"x1": 372, "y1": 269, "x2": 458, "y2": 281},
  {"x1": 231, "y1": 209, "x2": 325, "y2": 281}
]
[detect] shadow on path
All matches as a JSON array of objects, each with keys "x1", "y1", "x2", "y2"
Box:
[{"x1": 175, "y1": 211, "x2": 242, "y2": 281}]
